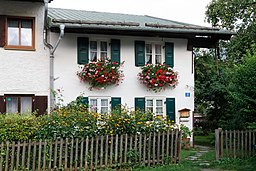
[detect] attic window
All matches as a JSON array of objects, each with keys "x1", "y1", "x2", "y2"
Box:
[{"x1": 5, "y1": 17, "x2": 35, "y2": 50}]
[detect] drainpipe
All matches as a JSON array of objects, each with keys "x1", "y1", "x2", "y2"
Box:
[{"x1": 43, "y1": 0, "x2": 65, "y2": 110}]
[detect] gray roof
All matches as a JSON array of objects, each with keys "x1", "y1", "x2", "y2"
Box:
[{"x1": 48, "y1": 8, "x2": 233, "y2": 39}]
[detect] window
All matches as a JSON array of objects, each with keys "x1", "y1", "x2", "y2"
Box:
[
  {"x1": 89, "y1": 97, "x2": 110, "y2": 114},
  {"x1": 145, "y1": 43, "x2": 163, "y2": 64},
  {"x1": 146, "y1": 97, "x2": 165, "y2": 116},
  {"x1": 6, "y1": 17, "x2": 35, "y2": 50},
  {"x1": 89, "y1": 40, "x2": 108, "y2": 62},
  {"x1": 6, "y1": 95, "x2": 33, "y2": 114}
]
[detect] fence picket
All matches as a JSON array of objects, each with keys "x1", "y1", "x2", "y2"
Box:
[
  {"x1": 134, "y1": 134, "x2": 138, "y2": 163},
  {"x1": 16, "y1": 141, "x2": 21, "y2": 169},
  {"x1": 129, "y1": 135, "x2": 133, "y2": 163},
  {"x1": 148, "y1": 133, "x2": 151, "y2": 166},
  {"x1": 32, "y1": 141, "x2": 37, "y2": 171},
  {"x1": 139, "y1": 134, "x2": 142, "y2": 163},
  {"x1": 64, "y1": 138, "x2": 68, "y2": 170},
  {"x1": 171, "y1": 130, "x2": 174, "y2": 161},
  {"x1": 249, "y1": 130, "x2": 252, "y2": 156},
  {"x1": 53, "y1": 139, "x2": 58, "y2": 168},
  {"x1": 59, "y1": 139, "x2": 63, "y2": 168},
  {"x1": 104, "y1": 135, "x2": 108, "y2": 167},
  {"x1": 5, "y1": 141, "x2": 10, "y2": 171},
  {"x1": 221, "y1": 130, "x2": 223, "y2": 158},
  {"x1": 10, "y1": 141, "x2": 15, "y2": 171},
  {"x1": 0, "y1": 142, "x2": 3, "y2": 171},
  {"x1": 90, "y1": 137, "x2": 94, "y2": 170},
  {"x1": 241, "y1": 131, "x2": 244, "y2": 158},
  {"x1": 100, "y1": 136, "x2": 104, "y2": 169},
  {"x1": 95, "y1": 137, "x2": 99, "y2": 169},
  {"x1": 124, "y1": 134, "x2": 128, "y2": 164},
  {"x1": 80, "y1": 138, "x2": 84, "y2": 169},
  {"x1": 166, "y1": 130, "x2": 170, "y2": 159},
  {"x1": 70, "y1": 138, "x2": 74, "y2": 170},
  {"x1": 119, "y1": 134, "x2": 123, "y2": 165},
  {"x1": 157, "y1": 132, "x2": 160, "y2": 164},
  {"x1": 109, "y1": 136, "x2": 113, "y2": 167},
  {"x1": 174, "y1": 130, "x2": 178, "y2": 163},
  {"x1": 161, "y1": 132, "x2": 165, "y2": 164},
  {"x1": 85, "y1": 137, "x2": 89, "y2": 170},
  {"x1": 38, "y1": 140, "x2": 42, "y2": 170},
  {"x1": 233, "y1": 131, "x2": 236, "y2": 158},
  {"x1": 48, "y1": 141, "x2": 53, "y2": 170},
  {"x1": 143, "y1": 134, "x2": 146, "y2": 164},
  {"x1": 75, "y1": 138, "x2": 79, "y2": 170},
  {"x1": 152, "y1": 132, "x2": 156, "y2": 165},
  {"x1": 115, "y1": 134, "x2": 118, "y2": 164},
  {"x1": 43, "y1": 140, "x2": 47, "y2": 170}
]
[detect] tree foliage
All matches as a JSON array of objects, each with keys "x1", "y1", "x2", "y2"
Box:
[
  {"x1": 206, "y1": 0, "x2": 256, "y2": 63},
  {"x1": 194, "y1": 0, "x2": 256, "y2": 130}
]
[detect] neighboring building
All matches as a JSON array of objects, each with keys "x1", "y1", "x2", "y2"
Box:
[
  {"x1": 0, "y1": 0, "x2": 233, "y2": 135},
  {"x1": 0, "y1": 0, "x2": 52, "y2": 115}
]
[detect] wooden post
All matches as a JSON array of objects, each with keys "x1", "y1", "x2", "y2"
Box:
[
  {"x1": 0, "y1": 142, "x2": 3, "y2": 171},
  {"x1": 215, "y1": 129, "x2": 220, "y2": 160},
  {"x1": 5, "y1": 141, "x2": 10, "y2": 171}
]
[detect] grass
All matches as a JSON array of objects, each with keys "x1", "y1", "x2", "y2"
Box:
[
  {"x1": 194, "y1": 133, "x2": 215, "y2": 147},
  {"x1": 131, "y1": 148, "x2": 256, "y2": 171}
]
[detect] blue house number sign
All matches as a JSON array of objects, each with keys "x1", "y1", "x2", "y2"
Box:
[{"x1": 185, "y1": 92, "x2": 190, "y2": 97}]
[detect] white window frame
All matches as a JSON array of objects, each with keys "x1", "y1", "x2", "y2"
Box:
[
  {"x1": 88, "y1": 96, "x2": 111, "y2": 114},
  {"x1": 145, "y1": 42, "x2": 164, "y2": 65},
  {"x1": 145, "y1": 97, "x2": 166, "y2": 117},
  {"x1": 89, "y1": 39, "x2": 110, "y2": 62}
]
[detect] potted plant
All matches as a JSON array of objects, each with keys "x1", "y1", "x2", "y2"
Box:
[{"x1": 180, "y1": 124, "x2": 191, "y2": 149}]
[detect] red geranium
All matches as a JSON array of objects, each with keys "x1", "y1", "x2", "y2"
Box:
[
  {"x1": 77, "y1": 59, "x2": 124, "y2": 90},
  {"x1": 138, "y1": 64, "x2": 178, "y2": 92}
]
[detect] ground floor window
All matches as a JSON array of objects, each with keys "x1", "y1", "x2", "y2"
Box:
[
  {"x1": 6, "y1": 95, "x2": 32, "y2": 114},
  {"x1": 146, "y1": 97, "x2": 165, "y2": 116},
  {"x1": 89, "y1": 97, "x2": 111, "y2": 114}
]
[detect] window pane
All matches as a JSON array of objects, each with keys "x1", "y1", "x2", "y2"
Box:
[
  {"x1": 8, "y1": 19, "x2": 19, "y2": 46},
  {"x1": 101, "y1": 107, "x2": 108, "y2": 114},
  {"x1": 146, "y1": 107, "x2": 153, "y2": 112},
  {"x1": 146, "y1": 44, "x2": 152, "y2": 53},
  {"x1": 155, "y1": 55, "x2": 162, "y2": 64},
  {"x1": 146, "y1": 99, "x2": 153, "y2": 106},
  {"x1": 100, "y1": 41, "x2": 107, "y2": 52},
  {"x1": 90, "y1": 41, "x2": 97, "y2": 61},
  {"x1": 6, "y1": 97, "x2": 18, "y2": 113},
  {"x1": 146, "y1": 54, "x2": 152, "y2": 64},
  {"x1": 101, "y1": 99, "x2": 108, "y2": 107},
  {"x1": 101, "y1": 52, "x2": 107, "y2": 60},
  {"x1": 156, "y1": 107, "x2": 163, "y2": 114},
  {"x1": 156, "y1": 100, "x2": 163, "y2": 106},
  {"x1": 21, "y1": 97, "x2": 32, "y2": 114},
  {"x1": 155, "y1": 45, "x2": 161, "y2": 54},
  {"x1": 90, "y1": 99, "x2": 97, "y2": 112},
  {"x1": 21, "y1": 20, "x2": 32, "y2": 46}
]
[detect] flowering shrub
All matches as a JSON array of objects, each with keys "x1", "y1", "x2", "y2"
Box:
[
  {"x1": 77, "y1": 59, "x2": 124, "y2": 90},
  {"x1": 138, "y1": 64, "x2": 178, "y2": 92}
]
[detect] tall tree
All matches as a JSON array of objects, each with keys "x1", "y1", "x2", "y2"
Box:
[{"x1": 206, "y1": 0, "x2": 256, "y2": 62}]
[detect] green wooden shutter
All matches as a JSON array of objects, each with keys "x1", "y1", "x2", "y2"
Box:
[
  {"x1": 81, "y1": 97, "x2": 89, "y2": 106},
  {"x1": 111, "y1": 97, "x2": 121, "y2": 110},
  {"x1": 135, "y1": 41, "x2": 145, "y2": 66},
  {"x1": 135, "y1": 97, "x2": 145, "y2": 112},
  {"x1": 111, "y1": 39, "x2": 121, "y2": 64},
  {"x1": 77, "y1": 37, "x2": 89, "y2": 64},
  {"x1": 166, "y1": 98, "x2": 175, "y2": 122},
  {"x1": 165, "y1": 42, "x2": 174, "y2": 67}
]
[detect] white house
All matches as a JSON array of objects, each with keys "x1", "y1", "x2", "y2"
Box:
[
  {"x1": 0, "y1": 0, "x2": 232, "y2": 133},
  {"x1": 47, "y1": 8, "x2": 232, "y2": 133}
]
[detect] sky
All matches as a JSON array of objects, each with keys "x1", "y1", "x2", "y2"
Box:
[{"x1": 49, "y1": 0, "x2": 213, "y2": 27}]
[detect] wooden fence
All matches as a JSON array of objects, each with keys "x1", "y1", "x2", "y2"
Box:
[
  {"x1": 215, "y1": 129, "x2": 256, "y2": 160},
  {"x1": 0, "y1": 130, "x2": 182, "y2": 170}
]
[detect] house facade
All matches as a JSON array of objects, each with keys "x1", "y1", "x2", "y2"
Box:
[
  {"x1": 0, "y1": 0, "x2": 232, "y2": 135},
  {"x1": 48, "y1": 8, "x2": 232, "y2": 133}
]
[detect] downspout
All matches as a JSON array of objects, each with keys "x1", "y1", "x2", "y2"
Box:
[{"x1": 43, "y1": 0, "x2": 65, "y2": 110}]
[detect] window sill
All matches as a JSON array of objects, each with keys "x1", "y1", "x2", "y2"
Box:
[{"x1": 4, "y1": 46, "x2": 36, "y2": 51}]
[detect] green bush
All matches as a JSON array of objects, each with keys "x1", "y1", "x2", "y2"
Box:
[
  {"x1": 0, "y1": 100, "x2": 178, "y2": 142},
  {"x1": 0, "y1": 113, "x2": 38, "y2": 142}
]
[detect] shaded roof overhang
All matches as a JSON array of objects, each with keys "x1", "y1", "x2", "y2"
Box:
[
  {"x1": 7, "y1": 0, "x2": 53, "y2": 2},
  {"x1": 50, "y1": 21, "x2": 233, "y2": 49}
]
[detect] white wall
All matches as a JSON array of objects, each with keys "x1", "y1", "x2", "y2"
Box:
[
  {"x1": 0, "y1": 1, "x2": 49, "y2": 96},
  {"x1": 52, "y1": 33, "x2": 194, "y2": 128}
]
